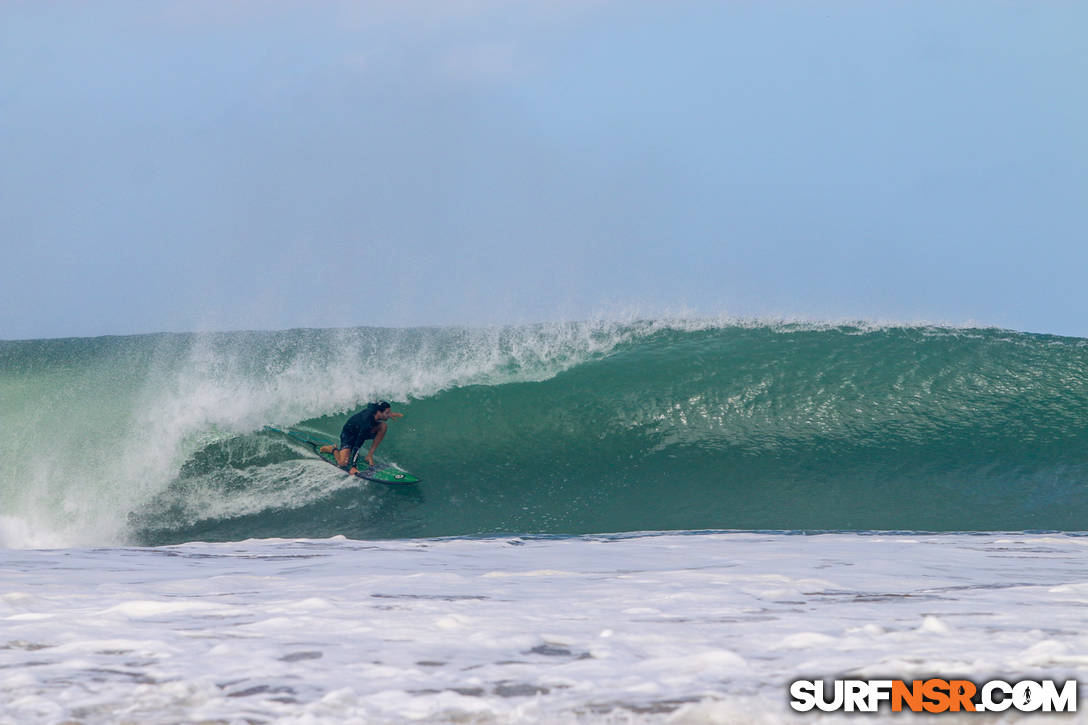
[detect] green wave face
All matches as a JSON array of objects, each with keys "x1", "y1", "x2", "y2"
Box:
[{"x1": 4, "y1": 323, "x2": 1088, "y2": 546}]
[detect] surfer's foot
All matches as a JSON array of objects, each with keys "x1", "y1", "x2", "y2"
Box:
[
  {"x1": 319, "y1": 445, "x2": 335, "y2": 454},
  {"x1": 349, "y1": 467, "x2": 359, "y2": 476}
]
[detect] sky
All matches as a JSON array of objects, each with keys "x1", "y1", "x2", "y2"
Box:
[{"x1": 1, "y1": 0, "x2": 1085, "y2": 340}]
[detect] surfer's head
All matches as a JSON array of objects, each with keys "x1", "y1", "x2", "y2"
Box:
[{"x1": 375, "y1": 401, "x2": 392, "y2": 420}]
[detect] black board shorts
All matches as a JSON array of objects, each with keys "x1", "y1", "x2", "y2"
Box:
[{"x1": 339, "y1": 421, "x2": 378, "y2": 458}]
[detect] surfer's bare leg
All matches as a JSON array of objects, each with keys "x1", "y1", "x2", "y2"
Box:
[{"x1": 317, "y1": 443, "x2": 348, "y2": 465}]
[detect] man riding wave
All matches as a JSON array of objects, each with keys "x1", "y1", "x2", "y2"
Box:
[{"x1": 320, "y1": 401, "x2": 403, "y2": 475}]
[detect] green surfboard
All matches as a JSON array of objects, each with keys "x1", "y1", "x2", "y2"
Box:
[{"x1": 264, "y1": 426, "x2": 421, "y2": 485}]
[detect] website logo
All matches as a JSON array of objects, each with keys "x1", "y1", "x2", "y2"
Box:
[{"x1": 790, "y1": 679, "x2": 1078, "y2": 714}]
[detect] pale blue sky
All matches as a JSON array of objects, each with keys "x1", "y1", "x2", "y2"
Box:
[{"x1": 2, "y1": 1, "x2": 1085, "y2": 339}]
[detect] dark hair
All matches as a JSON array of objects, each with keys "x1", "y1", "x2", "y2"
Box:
[{"x1": 375, "y1": 401, "x2": 391, "y2": 412}]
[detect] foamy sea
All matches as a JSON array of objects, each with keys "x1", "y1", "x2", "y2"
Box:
[{"x1": 3, "y1": 532, "x2": 1087, "y2": 724}]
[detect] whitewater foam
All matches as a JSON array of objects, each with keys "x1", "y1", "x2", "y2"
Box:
[{"x1": 2, "y1": 532, "x2": 1088, "y2": 723}]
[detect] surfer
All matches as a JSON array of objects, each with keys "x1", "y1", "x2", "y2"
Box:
[{"x1": 319, "y1": 401, "x2": 403, "y2": 475}]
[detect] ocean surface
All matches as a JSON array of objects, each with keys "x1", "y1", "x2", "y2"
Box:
[{"x1": 2, "y1": 320, "x2": 1087, "y2": 722}]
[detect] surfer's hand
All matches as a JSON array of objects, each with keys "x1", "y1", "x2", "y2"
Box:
[{"x1": 365, "y1": 454, "x2": 374, "y2": 467}]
